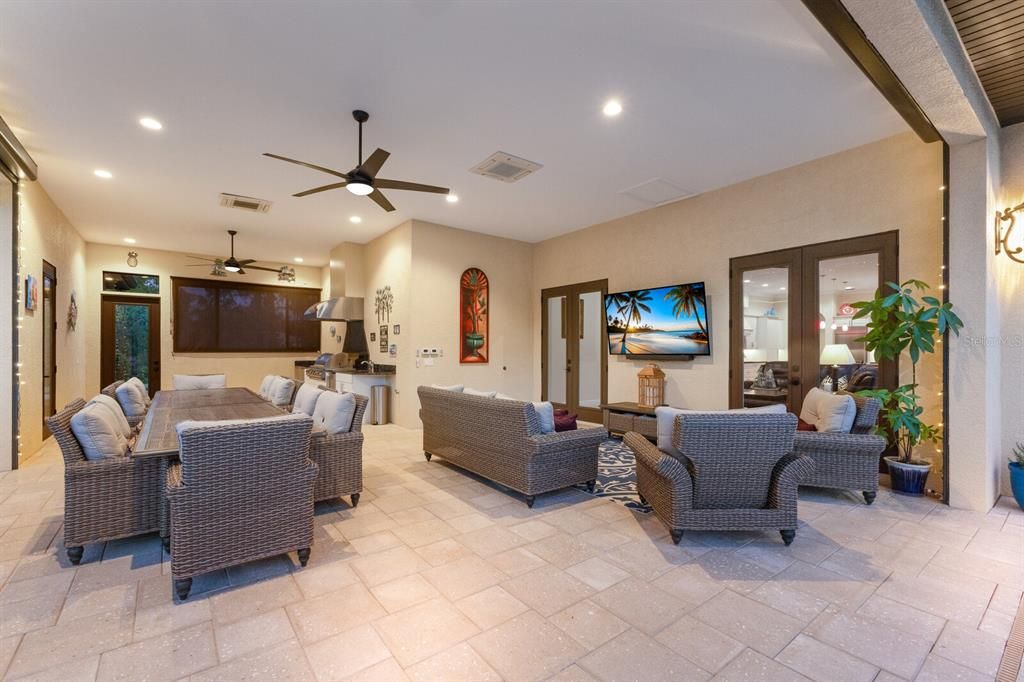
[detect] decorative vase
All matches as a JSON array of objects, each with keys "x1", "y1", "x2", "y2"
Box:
[
  {"x1": 1009, "y1": 462, "x2": 1024, "y2": 511},
  {"x1": 885, "y1": 456, "x2": 931, "y2": 496},
  {"x1": 464, "y1": 333, "x2": 484, "y2": 356}
]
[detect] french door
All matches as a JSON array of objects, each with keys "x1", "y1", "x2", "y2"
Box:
[
  {"x1": 541, "y1": 279, "x2": 608, "y2": 423},
  {"x1": 101, "y1": 295, "x2": 161, "y2": 396},
  {"x1": 41, "y1": 261, "x2": 56, "y2": 437},
  {"x1": 729, "y1": 232, "x2": 899, "y2": 415}
]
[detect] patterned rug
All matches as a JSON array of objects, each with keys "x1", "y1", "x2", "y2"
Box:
[{"x1": 576, "y1": 438, "x2": 652, "y2": 513}]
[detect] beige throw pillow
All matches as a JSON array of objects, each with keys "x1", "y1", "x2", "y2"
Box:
[{"x1": 800, "y1": 387, "x2": 856, "y2": 433}]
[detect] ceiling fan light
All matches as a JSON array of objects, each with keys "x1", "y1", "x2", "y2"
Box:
[
  {"x1": 224, "y1": 257, "x2": 242, "y2": 272},
  {"x1": 346, "y1": 182, "x2": 373, "y2": 196}
]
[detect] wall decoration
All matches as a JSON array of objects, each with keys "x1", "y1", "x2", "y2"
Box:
[
  {"x1": 374, "y1": 285, "x2": 394, "y2": 323},
  {"x1": 25, "y1": 274, "x2": 38, "y2": 311},
  {"x1": 67, "y1": 291, "x2": 79, "y2": 330},
  {"x1": 460, "y1": 267, "x2": 489, "y2": 364},
  {"x1": 126, "y1": 251, "x2": 139, "y2": 268},
  {"x1": 393, "y1": 324, "x2": 400, "y2": 335},
  {"x1": 379, "y1": 324, "x2": 388, "y2": 352},
  {"x1": 370, "y1": 332, "x2": 376, "y2": 342}
]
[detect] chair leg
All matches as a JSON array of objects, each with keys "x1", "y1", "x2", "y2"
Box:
[
  {"x1": 669, "y1": 529, "x2": 684, "y2": 545},
  {"x1": 780, "y1": 529, "x2": 796, "y2": 546},
  {"x1": 174, "y1": 578, "x2": 192, "y2": 601},
  {"x1": 66, "y1": 546, "x2": 84, "y2": 565},
  {"x1": 161, "y1": 536, "x2": 171, "y2": 553},
  {"x1": 298, "y1": 548, "x2": 311, "y2": 567},
  {"x1": 525, "y1": 495, "x2": 536, "y2": 508},
  {"x1": 638, "y1": 493, "x2": 648, "y2": 505},
  {"x1": 350, "y1": 493, "x2": 360, "y2": 508},
  {"x1": 862, "y1": 491, "x2": 877, "y2": 505},
  {"x1": 586, "y1": 479, "x2": 596, "y2": 492},
  {"x1": 424, "y1": 452, "x2": 432, "y2": 462}
]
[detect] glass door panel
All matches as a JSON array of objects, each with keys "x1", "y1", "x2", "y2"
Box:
[
  {"x1": 542, "y1": 280, "x2": 607, "y2": 422},
  {"x1": 41, "y1": 262, "x2": 56, "y2": 436},
  {"x1": 101, "y1": 295, "x2": 161, "y2": 395},
  {"x1": 576, "y1": 289, "x2": 605, "y2": 422},
  {"x1": 740, "y1": 267, "x2": 793, "y2": 409},
  {"x1": 545, "y1": 295, "x2": 567, "y2": 407},
  {"x1": 815, "y1": 254, "x2": 879, "y2": 393}
]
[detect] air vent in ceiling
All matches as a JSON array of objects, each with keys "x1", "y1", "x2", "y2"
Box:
[
  {"x1": 619, "y1": 178, "x2": 695, "y2": 207},
  {"x1": 219, "y1": 193, "x2": 273, "y2": 213},
  {"x1": 470, "y1": 152, "x2": 543, "y2": 183}
]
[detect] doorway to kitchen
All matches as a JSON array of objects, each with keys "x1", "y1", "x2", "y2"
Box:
[
  {"x1": 541, "y1": 279, "x2": 608, "y2": 424},
  {"x1": 101, "y1": 295, "x2": 161, "y2": 396}
]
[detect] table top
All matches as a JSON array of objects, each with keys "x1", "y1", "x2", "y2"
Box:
[
  {"x1": 600, "y1": 402, "x2": 659, "y2": 416},
  {"x1": 134, "y1": 389, "x2": 284, "y2": 458},
  {"x1": 743, "y1": 387, "x2": 788, "y2": 396}
]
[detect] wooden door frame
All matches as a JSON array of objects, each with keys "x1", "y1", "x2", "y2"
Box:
[
  {"x1": 101, "y1": 295, "x2": 161, "y2": 396},
  {"x1": 540, "y1": 279, "x2": 608, "y2": 423},
  {"x1": 41, "y1": 260, "x2": 56, "y2": 437}
]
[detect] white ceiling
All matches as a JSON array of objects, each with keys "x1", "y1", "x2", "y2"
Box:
[{"x1": 0, "y1": 0, "x2": 907, "y2": 266}]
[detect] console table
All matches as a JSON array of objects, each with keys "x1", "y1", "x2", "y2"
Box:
[{"x1": 601, "y1": 402, "x2": 660, "y2": 440}]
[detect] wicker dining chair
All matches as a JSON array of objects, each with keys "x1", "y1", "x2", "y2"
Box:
[
  {"x1": 310, "y1": 392, "x2": 368, "y2": 506},
  {"x1": 625, "y1": 412, "x2": 814, "y2": 545},
  {"x1": 166, "y1": 413, "x2": 318, "y2": 600},
  {"x1": 45, "y1": 399, "x2": 165, "y2": 564},
  {"x1": 102, "y1": 380, "x2": 147, "y2": 429}
]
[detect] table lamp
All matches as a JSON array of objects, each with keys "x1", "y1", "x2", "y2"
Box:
[{"x1": 820, "y1": 344, "x2": 855, "y2": 392}]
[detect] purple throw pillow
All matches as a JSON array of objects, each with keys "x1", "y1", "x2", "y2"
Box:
[{"x1": 554, "y1": 412, "x2": 578, "y2": 432}]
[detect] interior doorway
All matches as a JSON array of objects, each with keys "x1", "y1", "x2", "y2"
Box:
[
  {"x1": 541, "y1": 279, "x2": 608, "y2": 424},
  {"x1": 101, "y1": 295, "x2": 161, "y2": 396},
  {"x1": 41, "y1": 261, "x2": 56, "y2": 437}
]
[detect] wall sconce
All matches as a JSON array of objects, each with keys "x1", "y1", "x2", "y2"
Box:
[
  {"x1": 995, "y1": 201, "x2": 1024, "y2": 264},
  {"x1": 126, "y1": 251, "x2": 139, "y2": 267}
]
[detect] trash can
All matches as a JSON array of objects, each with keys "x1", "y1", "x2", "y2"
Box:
[{"x1": 370, "y1": 384, "x2": 390, "y2": 425}]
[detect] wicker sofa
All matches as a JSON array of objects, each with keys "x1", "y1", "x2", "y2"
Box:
[
  {"x1": 625, "y1": 413, "x2": 814, "y2": 545},
  {"x1": 418, "y1": 386, "x2": 604, "y2": 507},
  {"x1": 793, "y1": 393, "x2": 886, "y2": 504},
  {"x1": 45, "y1": 399, "x2": 164, "y2": 564}
]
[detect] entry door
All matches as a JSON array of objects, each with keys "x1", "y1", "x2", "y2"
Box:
[
  {"x1": 541, "y1": 280, "x2": 608, "y2": 423},
  {"x1": 41, "y1": 261, "x2": 56, "y2": 437},
  {"x1": 101, "y1": 295, "x2": 161, "y2": 395}
]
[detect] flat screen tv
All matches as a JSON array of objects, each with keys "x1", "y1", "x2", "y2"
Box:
[{"x1": 605, "y1": 282, "x2": 710, "y2": 356}]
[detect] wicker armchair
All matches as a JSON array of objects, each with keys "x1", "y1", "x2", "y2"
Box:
[
  {"x1": 310, "y1": 392, "x2": 367, "y2": 506},
  {"x1": 625, "y1": 412, "x2": 813, "y2": 545},
  {"x1": 418, "y1": 386, "x2": 604, "y2": 507},
  {"x1": 793, "y1": 393, "x2": 886, "y2": 504},
  {"x1": 101, "y1": 380, "x2": 147, "y2": 429},
  {"x1": 166, "y1": 413, "x2": 318, "y2": 600},
  {"x1": 45, "y1": 399, "x2": 164, "y2": 564}
]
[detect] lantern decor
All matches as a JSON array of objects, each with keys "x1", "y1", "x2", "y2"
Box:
[{"x1": 637, "y1": 363, "x2": 666, "y2": 408}]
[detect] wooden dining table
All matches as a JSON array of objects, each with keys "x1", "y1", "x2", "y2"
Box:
[{"x1": 133, "y1": 387, "x2": 285, "y2": 458}]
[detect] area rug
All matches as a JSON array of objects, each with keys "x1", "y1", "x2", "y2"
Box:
[{"x1": 576, "y1": 438, "x2": 652, "y2": 513}]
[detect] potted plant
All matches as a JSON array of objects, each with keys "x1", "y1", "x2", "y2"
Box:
[
  {"x1": 852, "y1": 279, "x2": 963, "y2": 495},
  {"x1": 1009, "y1": 442, "x2": 1024, "y2": 510}
]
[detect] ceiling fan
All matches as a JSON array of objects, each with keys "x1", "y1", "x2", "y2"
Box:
[
  {"x1": 186, "y1": 229, "x2": 282, "y2": 276},
  {"x1": 264, "y1": 110, "x2": 450, "y2": 213}
]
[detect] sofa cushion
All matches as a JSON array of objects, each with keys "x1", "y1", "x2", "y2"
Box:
[
  {"x1": 655, "y1": 404, "x2": 786, "y2": 455},
  {"x1": 258, "y1": 374, "x2": 277, "y2": 400},
  {"x1": 71, "y1": 402, "x2": 129, "y2": 460},
  {"x1": 268, "y1": 377, "x2": 296, "y2": 407},
  {"x1": 89, "y1": 394, "x2": 132, "y2": 438},
  {"x1": 532, "y1": 401, "x2": 556, "y2": 434},
  {"x1": 313, "y1": 391, "x2": 357, "y2": 434},
  {"x1": 292, "y1": 383, "x2": 323, "y2": 416},
  {"x1": 464, "y1": 387, "x2": 497, "y2": 398},
  {"x1": 115, "y1": 381, "x2": 148, "y2": 417},
  {"x1": 173, "y1": 374, "x2": 226, "y2": 390},
  {"x1": 431, "y1": 384, "x2": 464, "y2": 392},
  {"x1": 554, "y1": 412, "x2": 578, "y2": 432},
  {"x1": 126, "y1": 377, "x2": 151, "y2": 405},
  {"x1": 800, "y1": 388, "x2": 856, "y2": 433}
]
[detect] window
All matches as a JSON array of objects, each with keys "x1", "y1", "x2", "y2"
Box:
[
  {"x1": 171, "y1": 277, "x2": 320, "y2": 353},
  {"x1": 103, "y1": 271, "x2": 159, "y2": 295}
]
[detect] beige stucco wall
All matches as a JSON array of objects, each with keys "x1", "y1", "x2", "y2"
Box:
[
  {"x1": 17, "y1": 181, "x2": 88, "y2": 462},
  {"x1": 83, "y1": 243, "x2": 326, "y2": 397}
]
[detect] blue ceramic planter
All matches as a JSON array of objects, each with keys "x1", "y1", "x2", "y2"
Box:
[
  {"x1": 1009, "y1": 463, "x2": 1024, "y2": 511},
  {"x1": 885, "y1": 456, "x2": 931, "y2": 496}
]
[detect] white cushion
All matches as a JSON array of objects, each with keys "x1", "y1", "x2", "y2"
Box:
[
  {"x1": 71, "y1": 403, "x2": 128, "y2": 460},
  {"x1": 268, "y1": 376, "x2": 296, "y2": 407},
  {"x1": 800, "y1": 388, "x2": 856, "y2": 433},
  {"x1": 655, "y1": 404, "x2": 787, "y2": 455},
  {"x1": 464, "y1": 387, "x2": 497, "y2": 398},
  {"x1": 312, "y1": 391, "x2": 357, "y2": 435},
  {"x1": 126, "y1": 377, "x2": 151, "y2": 405},
  {"x1": 88, "y1": 394, "x2": 132, "y2": 438},
  {"x1": 258, "y1": 375, "x2": 276, "y2": 400},
  {"x1": 176, "y1": 413, "x2": 311, "y2": 438},
  {"x1": 495, "y1": 393, "x2": 518, "y2": 401},
  {"x1": 292, "y1": 383, "x2": 324, "y2": 416},
  {"x1": 115, "y1": 381, "x2": 148, "y2": 417},
  {"x1": 531, "y1": 401, "x2": 556, "y2": 434},
  {"x1": 431, "y1": 384, "x2": 464, "y2": 392},
  {"x1": 173, "y1": 374, "x2": 226, "y2": 390}
]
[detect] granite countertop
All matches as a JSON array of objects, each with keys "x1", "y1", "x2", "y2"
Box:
[
  {"x1": 327, "y1": 366, "x2": 396, "y2": 377},
  {"x1": 294, "y1": 360, "x2": 316, "y2": 367}
]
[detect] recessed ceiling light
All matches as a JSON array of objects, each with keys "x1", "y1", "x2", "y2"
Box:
[
  {"x1": 743, "y1": 279, "x2": 751, "y2": 283},
  {"x1": 123, "y1": 237, "x2": 136, "y2": 244},
  {"x1": 761, "y1": 283, "x2": 769, "y2": 287},
  {"x1": 139, "y1": 117, "x2": 163, "y2": 131},
  {"x1": 446, "y1": 193, "x2": 459, "y2": 204},
  {"x1": 844, "y1": 286, "x2": 855, "y2": 290},
  {"x1": 779, "y1": 287, "x2": 786, "y2": 291},
  {"x1": 602, "y1": 99, "x2": 623, "y2": 117},
  {"x1": 349, "y1": 216, "x2": 362, "y2": 224},
  {"x1": 94, "y1": 169, "x2": 113, "y2": 179},
  {"x1": 293, "y1": 257, "x2": 304, "y2": 263}
]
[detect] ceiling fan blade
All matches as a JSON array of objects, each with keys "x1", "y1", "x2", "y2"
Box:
[
  {"x1": 358, "y1": 148, "x2": 390, "y2": 178},
  {"x1": 186, "y1": 255, "x2": 218, "y2": 262},
  {"x1": 238, "y1": 259, "x2": 256, "y2": 266},
  {"x1": 374, "y1": 179, "x2": 449, "y2": 194},
  {"x1": 246, "y1": 265, "x2": 282, "y2": 273},
  {"x1": 263, "y1": 153, "x2": 350, "y2": 180},
  {"x1": 235, "y1": 268, "x2": 246, "y2": 275},
  {"x1": 368, "y1": 189, "x2": 395, "y2": 212},
  {"x1": 293, "y1": 181, "x2": 348, "y2": 198}
]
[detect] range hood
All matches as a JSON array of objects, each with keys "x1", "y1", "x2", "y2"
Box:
[
  {"x1": 304, "y1": 297, "x2": 364, "y2": 321},
  {"x1": 306, "y1": 243, "x2": 365, "y2": 321}
]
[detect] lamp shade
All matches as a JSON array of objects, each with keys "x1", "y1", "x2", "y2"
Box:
[{"x1": 820, "y1": 343, "x2": 855, "y2": 365}]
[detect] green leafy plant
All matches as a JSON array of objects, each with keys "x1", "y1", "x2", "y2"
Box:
[
  {"x1": 852, "y1": 279, "x2": 963, "y2": 464},
  {"x1": 1010, "y1": 442, "x2": 1024, "y2": 466}
]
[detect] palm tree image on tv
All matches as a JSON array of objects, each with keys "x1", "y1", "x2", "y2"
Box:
[{"x1": 606, "y1": 283, "x2": 709, "y2": 355}]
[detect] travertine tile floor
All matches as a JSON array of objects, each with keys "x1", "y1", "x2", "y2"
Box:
[{"x1": 1, "y1": 424, "x2": 1021, "y2": 681}]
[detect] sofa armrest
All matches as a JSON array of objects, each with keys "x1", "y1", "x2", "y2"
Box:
[
  {"x1": 624, "y1": 432, "x2": 693, "y2": 509},
  {"x1": 793, "y1": 431, "x2": 887, "y2": 457},
  {"x1": 528, "y1": 426, "x2": 605, "y2": 457},
  {"x1": 768, "y1": 452, "x2": 814, "y2": 510}
]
